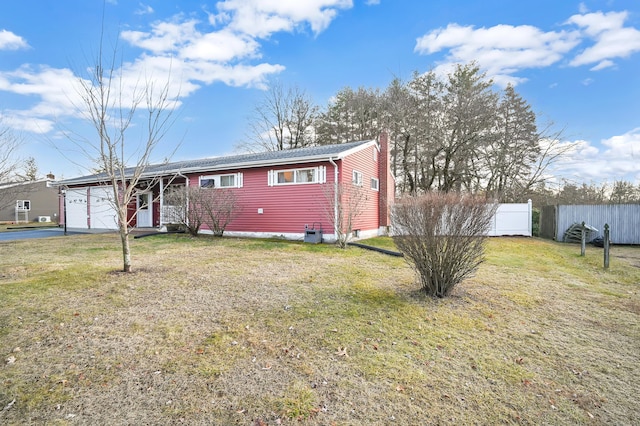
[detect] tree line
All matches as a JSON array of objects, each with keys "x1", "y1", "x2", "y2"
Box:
[
  {"x1": 531, "y1": 179, "x2": 640, "y2": 206},
  {"x1": 243, "y1": 62, "x2": 585, "y2": 202}
]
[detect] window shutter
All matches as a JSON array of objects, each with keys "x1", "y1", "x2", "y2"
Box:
[
  {"x1": 268, "y1": 170, "x2": 274, "y2": 187},
  {"x1": 317, "y1": 166, "x2": 326, "y2": 184},
  {"x1": 237, "y1": 172, "x2": 244, "y2": 188}
]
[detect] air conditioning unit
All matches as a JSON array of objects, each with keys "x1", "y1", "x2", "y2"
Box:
[{"x1": 37, "y1": 216, "x2": 51, "y2": 223}]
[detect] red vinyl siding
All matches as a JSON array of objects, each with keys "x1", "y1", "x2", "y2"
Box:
[
  {"x1": 187, "y1": 161, "x2": 337, "y2": 235},
  {"x1": 338, "y1": 144, "x2": 380, "y2": 232}
]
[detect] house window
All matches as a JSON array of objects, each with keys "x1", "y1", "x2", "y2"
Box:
[
  {"x1": 277, "y1": 168, "x2": 314, "y2": 184},
  {"x1": 200, "y1": 178, "x2": 215, "y2": 188},
  {"x1": 371, "y1": 177, "x2": 379, "y2": 191},
  {"x1": 200, "y1": 173, "x2": 243, "y2": 189},
  {"x1": 219, "y1": 174, "x2": 236, "y2": 187},
  {"x1": 268, "y1": 166, "x2": 327, "y2": 186},
  {"x1": 138, "y1": 193, "x2": 150, "y2": 209},
  {"x1": 277, "y1": 170, "x2": 295, "y2": 184},
  {"x1": 352, "y1": 170, "x2": 363, "y2": 186},
  {"x1": 16, "y1": 200, "x2": 31, "y2": 211}
]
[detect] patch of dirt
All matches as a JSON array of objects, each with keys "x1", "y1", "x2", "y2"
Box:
[{"x1": 611, "y1": 246, "x2": 640, "y2": 268}]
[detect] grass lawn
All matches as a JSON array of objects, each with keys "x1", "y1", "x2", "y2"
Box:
[{"x1": 0, "y1": 234, "x2": 638, "y2": 425}]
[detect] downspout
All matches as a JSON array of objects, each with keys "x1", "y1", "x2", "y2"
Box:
[{"x1": 328, "y1": 157, "x2": 339, "y2": 242}]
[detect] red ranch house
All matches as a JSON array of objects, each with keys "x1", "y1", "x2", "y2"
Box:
[{"x1": 56, "y1": 135, "x2": 395, "y2": 242}]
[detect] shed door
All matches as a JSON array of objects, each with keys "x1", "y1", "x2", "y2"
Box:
[{"x1": 65, "y1": 188, "x2": 89, "y2": 229}]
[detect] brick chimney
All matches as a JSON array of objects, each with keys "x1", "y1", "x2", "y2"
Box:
[{"x1": 378, "y1": 131, "x2": 394, "y2": 229}]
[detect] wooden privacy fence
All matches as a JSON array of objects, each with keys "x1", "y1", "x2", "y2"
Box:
[{"x1": 540, "y1": 204, "x2": 640, "y2": 244}]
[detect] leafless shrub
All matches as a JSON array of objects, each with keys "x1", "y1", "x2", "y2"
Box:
[
  {"x1": 164, "y1": 186, "x2": 204, "y2": 236},
  {"x1": 392, "y1": 191, "x2": 498, "y2": 297},
  {"x1": 164, "y1": 186, "x2": 240, "y2": 237},
  {"x1": 199, "y1": 188, "x2": 240, "y2": 237},
  {"x1": 322, "y1": 182, "x2": 369, "y2": 248}
]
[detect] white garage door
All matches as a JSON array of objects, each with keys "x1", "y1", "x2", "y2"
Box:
[
  {"x1": 65, "y1": 186, "x2": 119, "y2": 230},
  {"x1": 89, "y1": 187, "x2": 118, "y2": 229},
  {"x1": 65, "y1": 188, "x2": 89, "y2": 229}
]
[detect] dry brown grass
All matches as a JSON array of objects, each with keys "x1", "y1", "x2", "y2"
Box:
[{"x1": 0, "y1": 234, "x2": 638, "y2": 425}]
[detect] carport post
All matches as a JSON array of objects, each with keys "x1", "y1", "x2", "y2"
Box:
[{"x1": 62, "y1": 187, "x2": 68, "y2": 236}]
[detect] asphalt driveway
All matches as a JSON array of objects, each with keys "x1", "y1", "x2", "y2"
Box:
[{"x1": 0, "y1": 227, "x2": 112, "y2": 242}]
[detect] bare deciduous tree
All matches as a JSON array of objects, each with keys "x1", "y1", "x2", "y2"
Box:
[
  {"x1": 610, "y1": 180, "x2": 640, "y2": 204},
  {"x1": 323, "y1": 182, "x2": 369, "y2": 248},
  {"x1": 0, "y1": 123, "x2": 22, "y2": 209},
  {"x1": 0, "y1": 124, "x2": 20, "y2": 182},
  {"x1": 73, "y1": 39, "x2": 177, "y2": 272},
  {"x1": 242, "y1": 81, "x2": 318, "y2": 152},
  {"x1": 16, "y1": 156, "x2": 39, "y2": 182},
  {"x1": 392, "y1": 191, "x2": 497, "y2": 297}
]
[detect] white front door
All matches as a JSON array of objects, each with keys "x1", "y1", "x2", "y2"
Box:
[{"x1": 137, "y1": 192, "x2": 153, "y2": 227}]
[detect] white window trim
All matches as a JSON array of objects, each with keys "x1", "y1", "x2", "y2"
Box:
[
  {"x1": 352, "y1": 170, "x2": 363, "y2": 186},
  {"x1": 268, "y1": 166, "x2": 327, "y2": 186},
  {"x1": 371, "y1": 177, "x2": 379, "y2": 191},
  {"x1": 200, "y1": 173, "x2": 243, "y2": 189},
  {"x1": 16, "y1": 200, "x2": 31, "y2": 211}
]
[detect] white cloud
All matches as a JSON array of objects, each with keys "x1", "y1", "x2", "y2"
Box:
[
  {"x1": 589, "y1": 59, "x2": 615, "y2": 71},
  {"x1": 0, "y1": 1, "x2": 353, "y2": 137},
  {"x1": 550, "y1": 130, "x2": 640, "y2": 183},
  {"x1": 365, "y1": 0, "x2": 381, "y2": 5},
  {"x1": 118, "y1": 1, "x2": 354, "y2": 94},
  {"x1": 180, "y1": 29, "x2": 260, "y2": 62},
  {"x1": 0, "y1": 29, "x2": 29, "y2": 50},
  {"x1": 213, "y1": 0, "x2": 353, "y2": 38},
  {"x1": 0, "y1": 113, "x2": 55, "y2": 134},
  {"x1": 0, "y1": 65, "x2": 82, "y2": 117},
  {"x1": 415, "y1": 23, "x2": 580, "y2": 86},
  {"x1": 578, "y1": 3, "x2": 589, "y2": 14},
  {"x1": 414, "y1": 8, "x2": 640, "y2": 85},
  {"x1": 602, "y1": 128, "x2": 640, "y2": 158},
  {"x1": 135, "y1": 3, "x2": 154, "y2": 15},
  {"x1": 568, "y1": 11, "x2": 640, "y2": 67},
  {"x1": 121, "y1": 19, "x2": 200, "y2": 54}
]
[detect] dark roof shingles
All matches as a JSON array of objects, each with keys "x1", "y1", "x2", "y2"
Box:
[{"x1": 58, "y1": 140, "x2": 373, "y2": 185}]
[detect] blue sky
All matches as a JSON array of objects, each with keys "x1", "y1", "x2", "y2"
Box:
[{"x1": 1, "y1": 0, "x2": 639, "y2": 184}]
